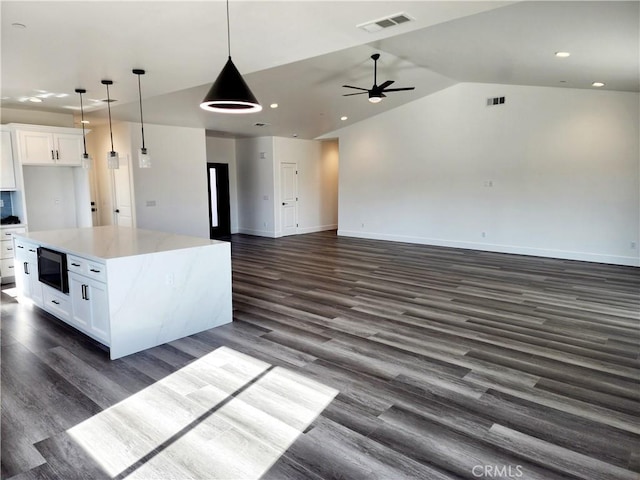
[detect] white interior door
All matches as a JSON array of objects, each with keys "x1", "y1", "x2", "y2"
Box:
[
  {"x1": 280, "y1": 162, "x2": 298, "y2": 236},
  {"x1": 111, "y1": 155, "x2": 134, "y2": 227}
]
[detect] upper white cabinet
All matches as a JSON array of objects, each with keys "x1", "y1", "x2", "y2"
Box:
[
  {"x1": 1, "y1": 130, "x2": 16, "y2": 189},
  {"x1": 15, "y1": 128, "x2": 83, "y2": 166}
]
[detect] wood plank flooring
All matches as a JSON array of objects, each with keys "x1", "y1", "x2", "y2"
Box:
[{"x1": 1, "y1": 231, "x2": 639, "y2": 479}]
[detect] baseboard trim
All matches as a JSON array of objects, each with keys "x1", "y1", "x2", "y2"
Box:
[{"x1": 337, "y1": 230, "x2": 639, "y2": 267}]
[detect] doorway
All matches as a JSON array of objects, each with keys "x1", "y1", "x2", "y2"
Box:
[
  {"x1": 207, "y1": 163, "x2": 231, "y2": 240},
  {"x1": 280, "y1": 162, "x2": 298, "y2": 236},
  {"x1": 111, "y1": 155, "x2": 134, "y2": 227}
]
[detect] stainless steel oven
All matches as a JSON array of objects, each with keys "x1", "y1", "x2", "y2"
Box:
[{"x1": 37, "y1": 247, "x2": 69, "y2": 294}]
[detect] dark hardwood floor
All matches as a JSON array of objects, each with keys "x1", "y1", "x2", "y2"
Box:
[{"x1": 1, "y1": 231, "x2": 639, "y2": 479}]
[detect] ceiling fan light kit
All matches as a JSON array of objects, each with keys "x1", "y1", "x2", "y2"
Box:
[
  {"x1": 343, "y1": 53, "x2": 415, "y2": 103},
  {"x1": 200, "y1": 0, "x2": 261, "y2": 113}
]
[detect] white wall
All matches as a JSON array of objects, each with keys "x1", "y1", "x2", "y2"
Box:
[
  {"x1": 22, "y1": 166, "x2": 78, "y2": 231},
  {"x1": 205, "y1": 135, "x2": 238, "y2": 233},
  {"x1": 130, "y1": 123, "x2": 209, "y2": 238},
  {"x1": 1, "y1": 108, "x2": 74, "y2": 128},
  {"x1": 273, "y1": 137, "x2": 338, "y2": 235},
  {"x1": 236, "y1": 137, "x2": 275, "y2": 236},
  {"x1": 336, "y1": 83, "x2": 639, "y2": 266}
]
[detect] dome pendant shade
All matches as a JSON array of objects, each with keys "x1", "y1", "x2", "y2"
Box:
[{"x1": 200, "y1": 57, "x2": 262, "y2": 113}]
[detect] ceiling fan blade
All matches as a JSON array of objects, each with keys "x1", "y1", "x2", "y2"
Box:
[
  {"x1": 378, "y1": 80, "x2": 395, "y2": 90},
  {"x1": 343, "y1": 92, "x2": 368, "y2": 97},
  {"x1": 381, "y1": 87, "x2": 415, "y2": 92},
  {"x1": 342, "y1": 85, "x2": 369, "y2": 91}
]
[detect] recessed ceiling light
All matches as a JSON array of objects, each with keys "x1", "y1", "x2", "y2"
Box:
[
  {"x1": 555, "y1": 51, "x2": 570, "y2": 58},
  {"x1": 81, "y1": 120, "x2": 90, "y2": 124},
  {"x1": 592, "y1": 82, "x2": 605, "y2": 87},
  {"x1": 270, "y1": 103, "x2": 278, "y2": 109},
  {"x1": 28, "y1": 97, "x2": 43, "y2": 103},
  {"x1": 340, "y1": 116, "x2": 348, "y2": 121}
]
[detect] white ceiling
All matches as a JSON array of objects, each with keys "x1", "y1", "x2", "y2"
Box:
[{"x1": 1, "y1": 1, "x2": 638, "y2": 139}]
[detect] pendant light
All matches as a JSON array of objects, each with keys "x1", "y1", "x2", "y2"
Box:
[
  {"x1": 133, "y1": 69, "x2": 151, "y2": 168},
  {"x1": 200, "y1": 0, "x2": 261, "y2": 113},
  {"x1": 101, "y1": 79, "x2": 119, "y2": 169},
  {"x1": 74, "y1": 88, "x2": 92, "y2": 169}
]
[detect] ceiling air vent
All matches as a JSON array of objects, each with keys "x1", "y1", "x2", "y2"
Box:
[
  {"x1": 487, "y1": 96, "x2": 505, "y2": 106},
  {"x1": 357, "y1": 12, "x2": 413, "y2": 33}
]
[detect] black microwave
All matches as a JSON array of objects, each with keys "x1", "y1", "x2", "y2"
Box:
[{"x1": 37, "y1": 247, "x2": 69, "y2": 294}]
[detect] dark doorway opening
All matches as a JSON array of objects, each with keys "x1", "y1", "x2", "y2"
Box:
[{"x1": 207, "y1": 163, "x2": 231, "y2": 240}]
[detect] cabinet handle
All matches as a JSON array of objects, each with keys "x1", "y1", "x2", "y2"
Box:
[
  {"x1": 51, "y1": 150, "x2": 55, "y2": 160},
  {"x1": 51, "y1": 300, "x2": 60, "y2": 305},
  {"x1": 28, "y1": 249, "x2": 36, "y2": 253},
  {"x1": 24, "y1": 262, "x2": 29, "y2": 274},
  {"x1": 7, "y1": 247, "x2": 13, "y2": 251},
  {"x1": 55, "y1": 150, "x2": 59, "y2": 160},
  {"x1": 90, "y1": 268, "x2": 101, "y2": 273},
  {"x1": 17, "y1": 245, "x2": 24, "y2": 249},
  {"x1": 5, "y1": 232, "x2": 12, "y2": 236},
  {"x1": 82, "y1": 284, "x2": 89, "y2": 301},
  {"x1": 71, "y1": 263, "x2": 81, "y2": 267},
  {"x1": 8, "y1": 265, "x2": 14, "y2": 270}
]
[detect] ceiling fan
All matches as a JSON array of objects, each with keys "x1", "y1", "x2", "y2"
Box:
[{"x1": 342, "y1": 53, "x2": 415, "y2": 103}]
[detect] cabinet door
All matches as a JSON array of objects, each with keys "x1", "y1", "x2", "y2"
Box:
[
  {"x1": 55, "y1": 134, "x2": 82, "y2": 166},
  {"x1": 27, "y1": 259, "x2": 43, "y2": 307},
  {"x1": 17, "y1": 131, "x2": 55, "y2": 165},
  {"x1": 69, "y1": 273, "x2": 91, "y2": 330},
  {"x1": 69, "y1": 273, "x2": 110, "y2": 343},
  {"x1": 87, "y1": 279, "x2": 109, "y2": 342},
  {"x1": 0, "y1": 131, "x2": 16, "y2": 189}
]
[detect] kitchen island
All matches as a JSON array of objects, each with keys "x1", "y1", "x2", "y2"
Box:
[{"x1": 13, "y1": 226, "x2": 232, "y2": 359}]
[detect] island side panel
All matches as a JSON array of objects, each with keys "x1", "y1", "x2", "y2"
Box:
[{"x1": 106, "y1": 242, "x2": 232, "y2": 359}]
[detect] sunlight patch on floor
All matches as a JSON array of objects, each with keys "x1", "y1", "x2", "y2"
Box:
[{"x1": 67, "y1": 346, "x2": 338, "y2": 479}]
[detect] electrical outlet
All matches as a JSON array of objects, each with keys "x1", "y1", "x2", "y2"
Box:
[
  {"x1": 631, "y1": 241, "x2": 637, "y2": 249},
  {"x1": 481, "y1": 232, "x2": 486, "y2": 238},
  {"x1": 165, "y1": 273, "x2": 174, "y2": 286},
  {"x1": 146, "y1": 200, "x2": 157, "y2": 207}
]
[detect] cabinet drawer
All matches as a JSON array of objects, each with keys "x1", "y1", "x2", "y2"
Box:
[
  {"x1": 0, "y1": 258, "x2": 15, "y2": 279},
  {"x1": 14, "y1": 240, "x2": 38, "y2": 262},
  {"x1": 1, "y1": 240, "x2": 15, "y2": 259},
  {"x1": 42, "y1": 285, "x2": 71, "y2": 321},
  {"x1": 67, "y1": 255, "x2": 85, "y2": 274},
  {"x1": 1, "y1": 227, "x2": 26, "y2": 241},
  {"x1": 67, "y1": 254, "x2": 106, "y2": 282}
]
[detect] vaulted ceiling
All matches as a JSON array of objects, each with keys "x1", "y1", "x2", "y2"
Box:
[{"x1": 1, "y1": 1, "x2": 638, "y2": 139}]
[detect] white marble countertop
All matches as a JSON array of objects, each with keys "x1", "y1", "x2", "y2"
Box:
[{"x1": 15, "y1": 226, "x2": 226, "y2": 261}]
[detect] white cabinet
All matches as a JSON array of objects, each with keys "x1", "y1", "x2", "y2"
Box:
[
  {"x1": 13, "y1": 238, "x2": 42, "y2": 306},
  {"x1": 69, "y1": 272, "x2": 110, "y2": 343},
  {"x1": 0, "y1": 227, "x2": 26, "y2": 283},
  {"x1": 1, "y1": 130, "x2": 16, "y2": 189},
  {"x1": 68, "y1": 254, "x2": 109, "y2": 343},
  {"x1": 16, "y1": 129, "x2": 82, "y2": 166}
]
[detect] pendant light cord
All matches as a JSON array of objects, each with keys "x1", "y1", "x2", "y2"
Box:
[
  {"x1": 226, "y1": 0, "x2": 231, "y2": 58},
  {"x1": 136, "y1": 74, "x2": 146, "y2": 149},
  {"x1": 106, "y1": 83, "x2": 115, "y2": 152},
  {"x1": 79, "y1": 92, "x2": 87, "y2": 155}
]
